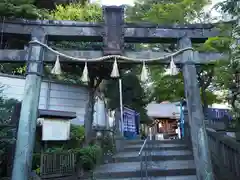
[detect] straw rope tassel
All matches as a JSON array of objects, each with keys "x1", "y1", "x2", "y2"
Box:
[
  {"x1": 81, "y1": 62, "x2": 89, "y2": 82},
  {"x1": 51, "y1": 55, "x2": 62, "y2": 75},
  {"x1": 140, "y1": 61, "x2": 148, "y2": 82},
  {"x1": 110, "y1": 58, "x2": 120, "y2": 78},
  {"x1": 170, "y1": 56, "x2": 179, "y2": 76}
]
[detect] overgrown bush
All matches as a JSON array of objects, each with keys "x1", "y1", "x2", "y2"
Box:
[
  {"x1": 99, "y1": 133, "x2": 115, "y2": 156},
  {"x1": 0, "y1": 86, "x2": 19, "y2": 177},
  {"x1": 32, "y1": 153, "x2": 41, "y2": 174},
  {"x1": 70, "y1": 125, "x2": 85, "y2": 142},
  {"x1": 74, "y1": 144, "x2": 102, "y2": 171}
]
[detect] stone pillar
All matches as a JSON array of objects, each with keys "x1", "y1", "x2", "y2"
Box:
[
  {"x1": 11, "y1": 28, "x2": 46, "y2": 180},
  {"x1": 103, "y1": 6, "x2": 124, "y2": 56},
  {"x1": 179, "y1": 35, "x2": 215, "y2": 180},
  {"x1": 183, "y1": 107, "x2": 192, "y2": 147},
  {"x1": 103, "y1": 6, "x2": 124, "y2": 138}
]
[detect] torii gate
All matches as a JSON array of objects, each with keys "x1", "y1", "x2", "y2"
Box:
[{"x1": 0, "y1": 6, "x2": 231, "y2": 180}]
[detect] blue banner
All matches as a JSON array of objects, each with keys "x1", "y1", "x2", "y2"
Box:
[{"x1": 123, "y1": 107, "x2": 140, "y2": 139}]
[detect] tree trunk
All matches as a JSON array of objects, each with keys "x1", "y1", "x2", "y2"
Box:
[
  {"x1": 84, "y1": 88, "x2": 95, "y2": 144},
  {"x1": 201, "y1": 88, "x2": 208, "y2": 119},
  {"x1": 114, "y1": 108, "x2": 121, "y2": 135}
]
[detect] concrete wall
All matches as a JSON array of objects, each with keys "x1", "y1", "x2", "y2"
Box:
[{"x1": 0, "y1": 74, "x2": 89, "y2": 125}]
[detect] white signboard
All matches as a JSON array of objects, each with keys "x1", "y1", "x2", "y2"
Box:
[{"x1": 42, "y1": 118, "x2": 70, "y2": 141}]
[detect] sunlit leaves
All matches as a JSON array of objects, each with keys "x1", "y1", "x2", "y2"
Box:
[
  {"x1": 48, "y1": 3, "x2": 102, "y2": 22},
  {"x1": 126, "y1": 0, "x2": 210, "y2": 24}
]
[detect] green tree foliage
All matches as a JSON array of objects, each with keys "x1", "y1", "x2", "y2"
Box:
[
  {"x1": 202, "y1": 34, "x2": 232, "y2": 91},
  {"x1": 75, "y1": 144, "x2": 102, "y2": 171},
  {"x1": 70, "y1": 125, "x2": 85, "y2": 141},
  {"x1": 0, "y1": 100, "x2": 18, "y2": 125},
  {"x1": 216, "y1": 0, "x2": 239, "y2": 17},
  {"x1": 0, "y1": 85, "x2": 19, "y2": 176},
  {"x1": 149, "y1": 67, "x2": 184, "y2": 102},
  {"x1": 209, "y1": 1, "x2": 240, "y2": 127},
  {"x1": 0, "y1": 0, "x2": 46, "y2": 19},
  {"x1": 48, "y1": 2, "x2": 106, "y2": 143},
  {"x1": 104, "y1": 72, "x2": 150, "y2": 123},
  {"x1": 48, "y1": 2, "x2": 102, "y2": 21},
  {"x1": 127, "y1": 0, "x2": 221, "y2": 106},
  {"x1": 46, "y1": 2, "x2": 102, "y2": 84},
  {"x1": 126, "y1": 0, "x2": 210, "y2": 23}
]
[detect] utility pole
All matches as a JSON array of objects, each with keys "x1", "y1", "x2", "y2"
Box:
[
  {"x1": 11, "y1": 27, "x2": 46, "y2": 180},
  {"x1": 179, "y1": 35, "x2": 215, "y2": 180}
]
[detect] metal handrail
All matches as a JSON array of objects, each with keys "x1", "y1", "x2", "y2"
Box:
[
  {"x1": 138, "y1": 136, "x2": 152, "y2": 179},
  {"x1": 138, "y1": 137, "x2": 148, "y2": 156}
]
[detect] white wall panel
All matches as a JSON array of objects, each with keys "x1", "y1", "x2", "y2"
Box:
[{"x1": 0, "y1": 75, "x2": 89, "y2": 125}]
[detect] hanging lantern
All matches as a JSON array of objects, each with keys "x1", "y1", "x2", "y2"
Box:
[
  {"x1": 51, "y1": 55, "x2": 62, "y2": 75},
  {"x1": 140, "y1": 61, "x2": 148, "y2": 82},
  {"x1": 169, "y1": 56, "x2": 179, "y2": 76},
  {"x1": 110, "y1": 58, "x2": 120, "y2": 78},
  {"x1": 81, "y1": 62, "x2": 89, "y2": 83}
]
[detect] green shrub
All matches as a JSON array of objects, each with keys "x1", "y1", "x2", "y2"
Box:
[
  {"x1": 70, "y1": 125, "x2": 85, "y2": 142},
  {"x1": 32, "y1": 153, "x2": 41, "y2": 171},
  {"x1": 75, "y1": 144, "x2": 102, "y2": 171},
  {"x1": 100, "y1": 134, "x2": 115, "y2": 155}
]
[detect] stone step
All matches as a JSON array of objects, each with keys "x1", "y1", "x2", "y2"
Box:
[
  {"x1": 113, "y1": 154, "x2": 193, "y2": 163},
  {"x1": 125, "y1": 143, "x2": 187, "y2": 149},
  {"x1": 113, "y1": 150, "x2": 193, "y2": 162},
  {"x1": 125, "y1": 139, "x2": 183, "y2": 145},
  {"x1": 93, "y1": 160, "x2": 196, "y2": 179},
  {"x1": 96, "y1": 175, "x2": 197, "y2": 180},
  {"x1": 122, "y1": 144, "x2": 189, "y2": 152}
]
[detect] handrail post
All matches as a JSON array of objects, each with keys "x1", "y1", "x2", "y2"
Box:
[
  {"x1": 145, "y1": 149, "x2": 147, "y2": 177},
  {"x1": 140, "y1": 154, "x2": 143, "y2": 180},
  {"x1": 139, "y1": 136, "x2": 150, "y2": 179}
]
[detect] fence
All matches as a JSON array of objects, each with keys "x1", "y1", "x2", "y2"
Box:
[
  {"x1": 207, "y1": 130, "x2": 240, "y2": 180},
  {"x1": 40, "y1": 152, "x2": 76, "y2": 178},
  {"x1": 40, "y1": 129, "x2": 116, "y2": 179},
  {"x1": 184, "y1": 121, "x2": 240, "y2": 180}
]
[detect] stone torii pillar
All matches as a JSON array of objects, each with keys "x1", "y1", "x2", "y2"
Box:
[
  {"x1": 179, "y1": 35, "x2": 215, "y2": 180},
  {"x1": 103, "y1": 6, "x2": 124, "y2": 136},
  {"x1": 11, "y1": 28, "x2": 46, "y2": 180}
]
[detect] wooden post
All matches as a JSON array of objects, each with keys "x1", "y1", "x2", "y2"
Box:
[
  {"x1": 179, "y1": 35, "x2": 215, "y2": 180},
  {"x1": 11, "y1": 27, "x2": 46, "y2": 180}
]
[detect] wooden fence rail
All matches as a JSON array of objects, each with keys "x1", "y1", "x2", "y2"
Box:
[
  {"x1": 207, "y1": 129, "x2": 240, "y2": 180},
  {"x1": 40, "y1": 152, "x2": 76, "y2": 179}
]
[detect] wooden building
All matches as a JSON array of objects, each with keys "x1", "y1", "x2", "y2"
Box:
[{"x1": 146, "y1": 102, "x2": 180, "y2": 139}]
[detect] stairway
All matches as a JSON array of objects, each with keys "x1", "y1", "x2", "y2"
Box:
[{"x1": 93, "y1": 139, "x2": 197, "y2": 179}]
